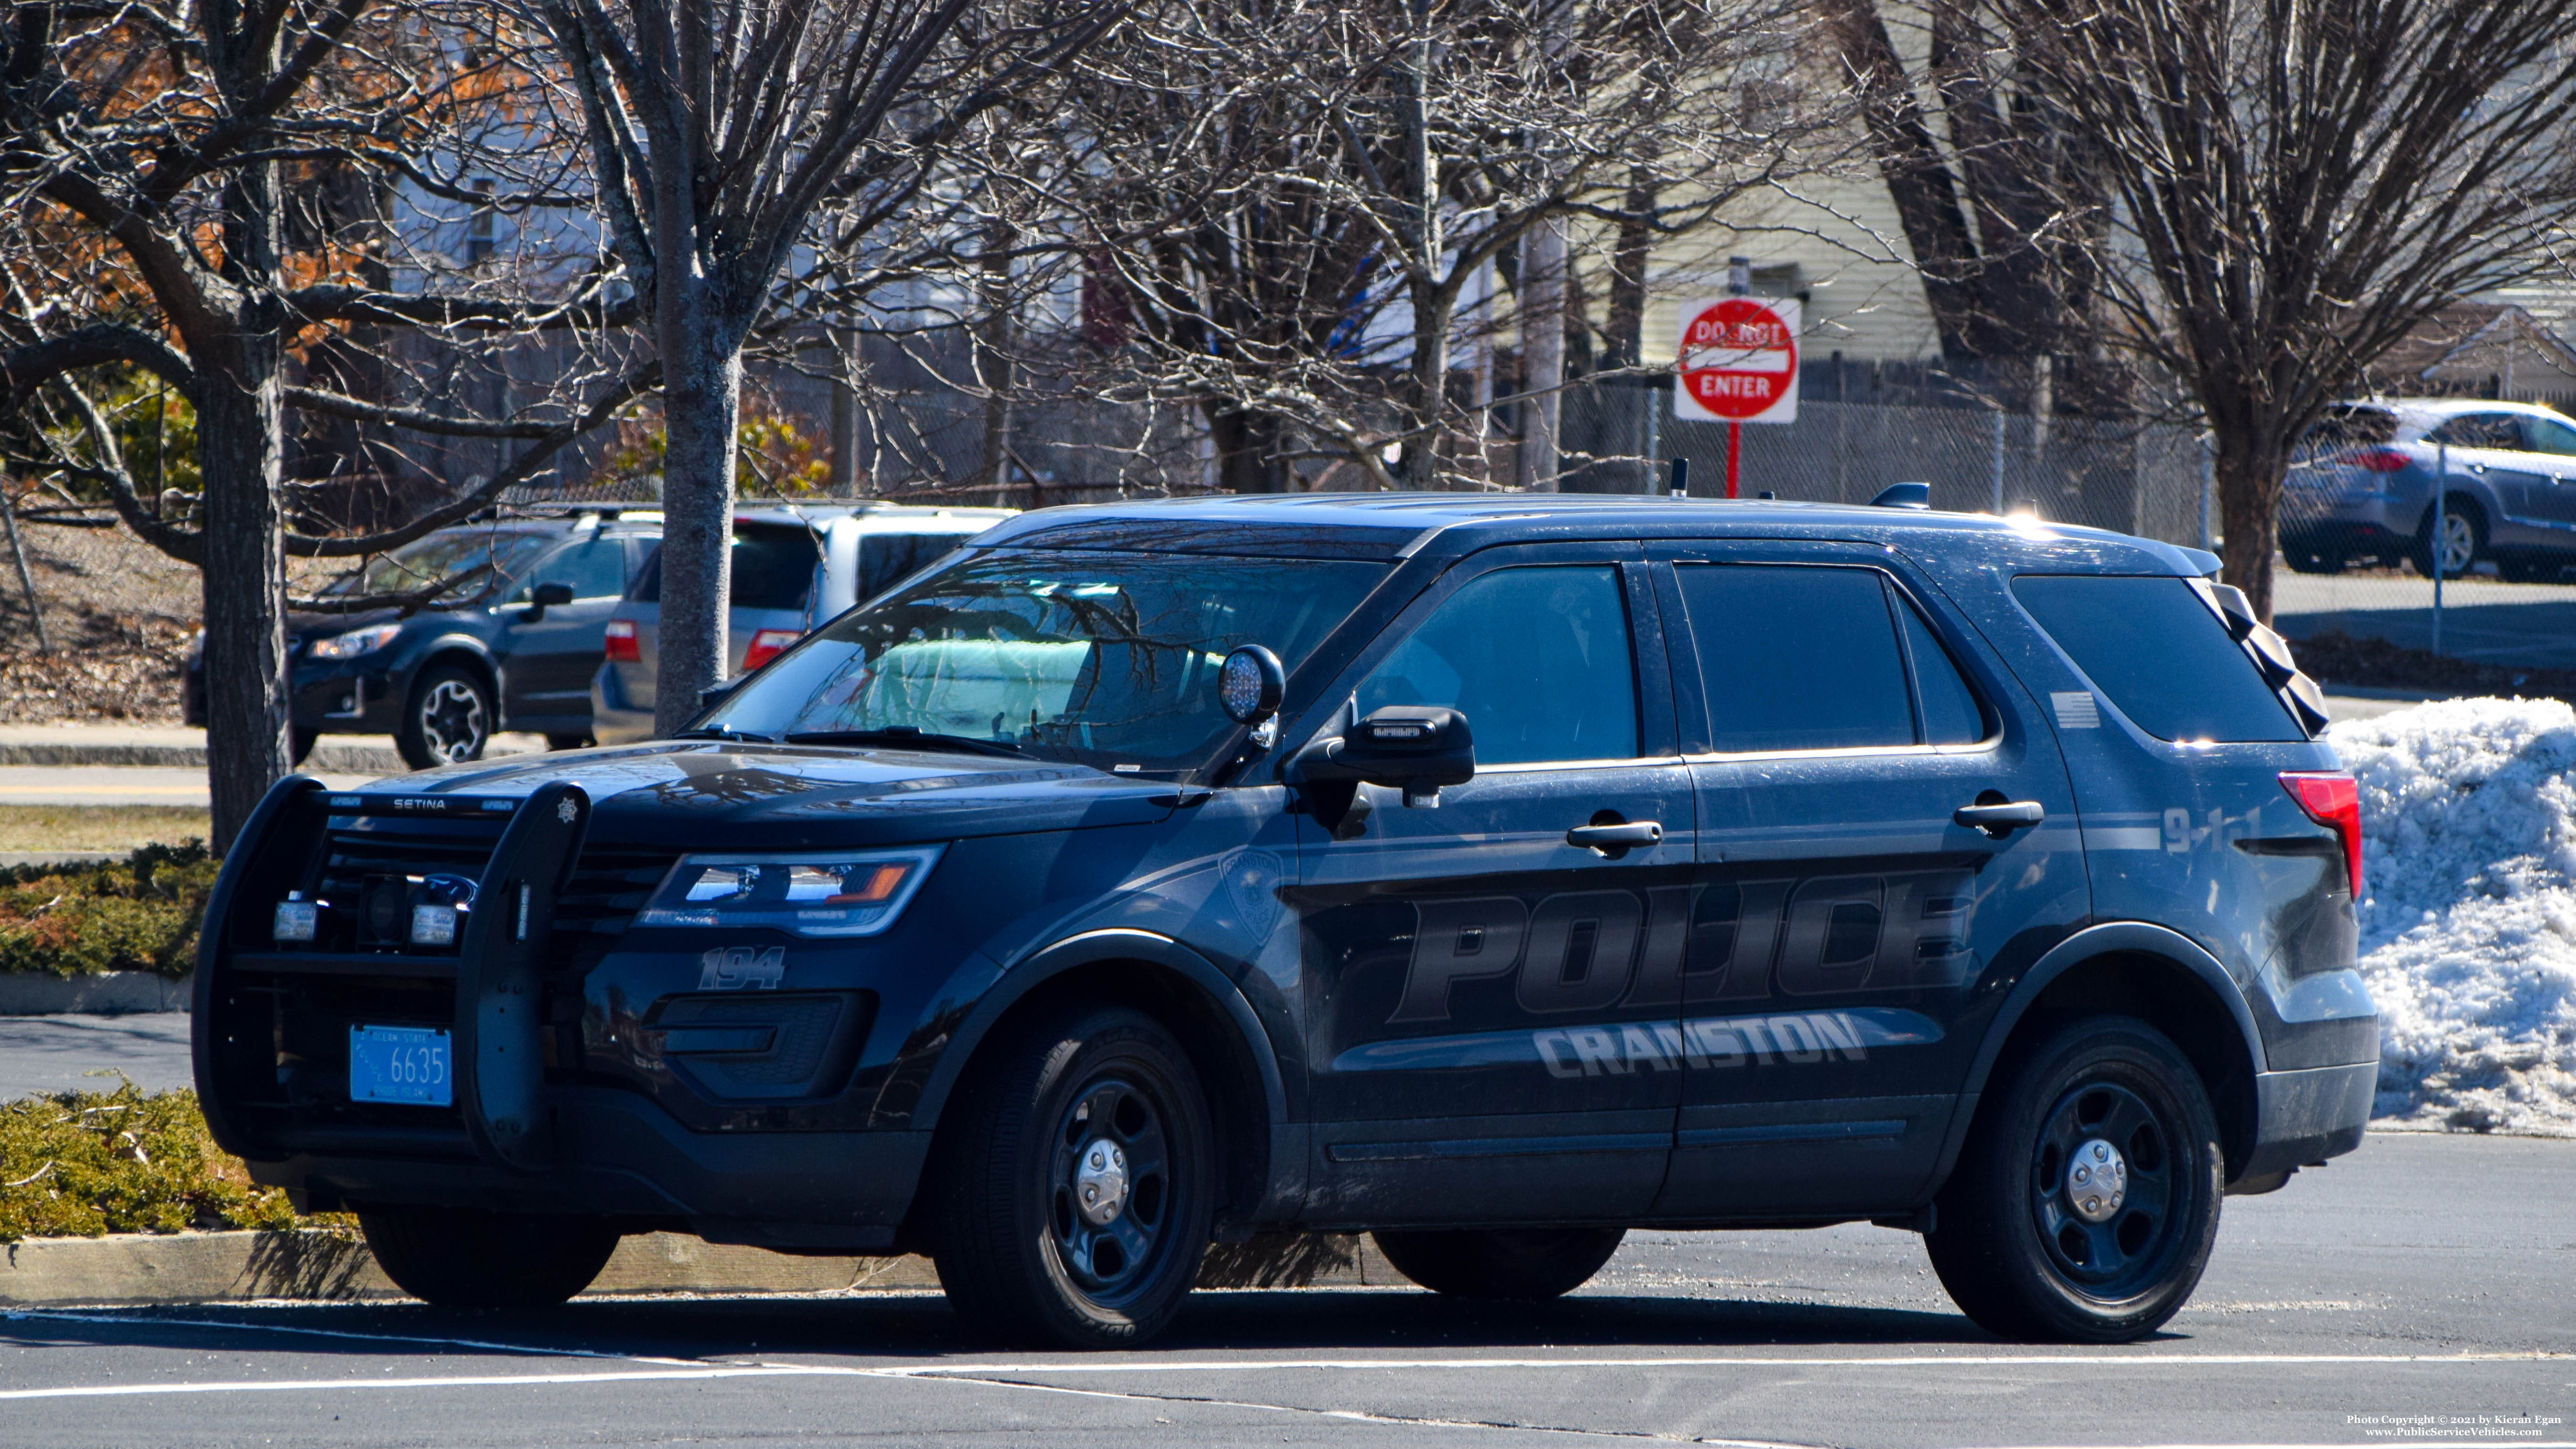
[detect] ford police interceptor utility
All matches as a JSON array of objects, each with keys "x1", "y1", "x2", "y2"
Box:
[{"x1": 194, "y1": 493, "x2": 2377, "y2": 1349}]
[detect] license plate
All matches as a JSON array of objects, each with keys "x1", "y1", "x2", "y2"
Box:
[{"x1": 348, "y1": 1024, "x2": 452, "y2": 1106}]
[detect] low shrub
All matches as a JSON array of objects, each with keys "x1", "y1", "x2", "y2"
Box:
[
  {"x1": 0, "y1": 841, "x2": 217, "y2": 979},
  {"x1": 0, "y1": 1084, "x2": 320, "y2": 1242}
]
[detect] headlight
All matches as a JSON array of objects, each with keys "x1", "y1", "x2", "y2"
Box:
[
  {"x1": 634, "y1": 846, "x2": 943, "y2": 938},
  {"x1": 310, "y1": 623, "x2": 402, "y2": 660}
]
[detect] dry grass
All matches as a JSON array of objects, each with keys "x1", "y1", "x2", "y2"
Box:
[
  {"x1": 0, "y1": 523, "x2": 199, "y2": 724},
  {"x1": 0, "y1": 806, "x2": 212, "y2": 853},
  {"x1": 0, "y1": 1084, "x2": 340, "y2": 1241}
]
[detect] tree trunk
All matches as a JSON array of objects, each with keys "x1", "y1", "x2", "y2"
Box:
[
  {"x1": 1405, "y1": 280, "x2": 1453, "y2": 488},
  {"x1": 977, "y1": 219, "x2": 1016, "y2": 495},
  {"x1": 1210, "y1": 403, "x2": 1286, "y2": 494},
  {"x1": 652, "y1": 318, "x2": 743, "y2": 737},
  {"x1": 1517, "y1": 221, "x2": 1566, "y2": 494},
  {"x1": 198, "y1": 343, "x2": 292, "y2": 853},
  {"x1": 2214, "y1": 441, "x2": 2286, "y2": 623}
]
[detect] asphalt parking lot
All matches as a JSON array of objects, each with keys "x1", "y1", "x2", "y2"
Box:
[{"x1": 0, "y1": 1131, "x2": 2566, "y2": 1448}]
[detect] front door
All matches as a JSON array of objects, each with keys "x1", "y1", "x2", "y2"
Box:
[
  {"x1": 502, "y1": 536, "x2": 634, "y2": 734},
  {"x1": 1645, "y1": 544, "x2": 2090, "y2": 1220},
  {"x1": 2513, "y1": 412, "x2": 2576, "y2": 531},
  {"x1": 1295, "y1": 546, "x2": 1693, "y2": 1227}
]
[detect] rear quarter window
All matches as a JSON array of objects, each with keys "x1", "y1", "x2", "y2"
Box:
[
  {"x1": 630, "y1": 525, "x2": 821, "y2": 611},
  {"x1": 2012, "y1": 575, "x2": 2301, "y2": 743}
]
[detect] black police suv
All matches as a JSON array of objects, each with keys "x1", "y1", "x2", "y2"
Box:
[
  {"x1": 194, "y1": 494, "x2": 2377, "y2": 1348},
  {"x1": 184, "y1": 511, "x2": 659, "y2": 769}
]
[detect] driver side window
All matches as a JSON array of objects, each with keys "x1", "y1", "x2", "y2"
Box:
[{"x1": 1356, "y1": 565, "x2": 1638, "y2": 766}]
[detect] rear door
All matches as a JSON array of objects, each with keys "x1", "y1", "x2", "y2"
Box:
[
  {"x1": 499, "y1": 536, "x2": 632, "y2": 733},
  {"x1": 1295, "y1": 543, "x2": 1694, "y2": 1227},
  {"x1": 1645, "y1": 542, "x2": 2090, "y2": 1220}
]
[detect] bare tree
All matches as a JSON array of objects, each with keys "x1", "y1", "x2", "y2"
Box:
[
  {"x1": 1993, "y1": 0, "x2": 2576, "y2": 618},
  {"x1": 1057, "y1": 0, "x2": 1834, "y2": 494},
  {"x1": 533, "y1": 0, "x2": 1115, "y2": 735},
  {"x1": 0, "y1": 0, "x2": 643, "y2": 846}
]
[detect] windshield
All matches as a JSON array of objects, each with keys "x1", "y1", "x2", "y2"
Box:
[
  {"x1": 702, "y1": 548, "x2": 1387, "y2": 775},
  {"x1": 330, "y1": 530, "x2": 557, "y2": 603}
]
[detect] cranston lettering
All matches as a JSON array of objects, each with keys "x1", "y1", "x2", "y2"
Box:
[{"x1": 1532, "y1": 1013, "x2": 1874, "y2": 1078}]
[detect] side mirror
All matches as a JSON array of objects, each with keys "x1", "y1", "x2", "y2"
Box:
[
  {"x1": 522, "y1": 581, "x2": 575, "y2": 620},
  {"x1": 1292, "y1": 705, "x2": 1474, "y2": 807}
]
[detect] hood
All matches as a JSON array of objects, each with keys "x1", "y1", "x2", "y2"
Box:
[{"x1": 334, "y1": 741, "x2": 1187, "y2": 848}]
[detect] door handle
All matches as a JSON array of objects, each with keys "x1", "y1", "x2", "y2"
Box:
[
  {"x1": 1566, "y1": 821, "x2": 1663, "y2": 850},
  {"x1": 1953, "y1": 800, "x2": 2045, "y2": 837}
]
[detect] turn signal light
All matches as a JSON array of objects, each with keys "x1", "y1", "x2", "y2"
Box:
[
  {"x1": 2279, "y1": 771, "x2": 2364, "y2": 900},
  {"x1": 742, "y1": 628, "x2": 801, "y2": 670},
  {"x1": 2339, "y1": 447, "x2": 2410, "y2": 474}
]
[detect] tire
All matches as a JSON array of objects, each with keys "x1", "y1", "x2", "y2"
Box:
[
  {"x1": 289, "y1": 726, "x2": 318, "y2": 766},
  {"x1": 397, "y1": 663, "x2": 493, "y2": 769},
  {"x1": 2282, "y1": 549, "x2": 2344, "y2": 575},
  {"x1": 358, "y1": 1206, "x2": 619, "y2": 1308},
  {"x1": 929, "y1": 1005, "x2": 1216, "y2": 1349},
  {"x1": 2410, "y1": 500, "x2": 2485, "y2": 579},
  {"x1": 1925, "y1": 1015, "x2": 2223, "y2": 1343},
  {"x1": 546, "y1": 732, "x2": 593, "y2": 751},
  {"x1": 1372, "y1": 1227, "x2": 1626, "y2": 1301}
]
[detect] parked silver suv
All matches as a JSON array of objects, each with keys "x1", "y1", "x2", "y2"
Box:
[
  {"x1": 2284, "y1": 398, "x2": 2576, "y2": 581},
  {"x1": 589, "y1": 502, "x2": 1012, "y2": 743}
]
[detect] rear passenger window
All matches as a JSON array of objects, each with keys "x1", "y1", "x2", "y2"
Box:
[
  {"x1": 1359, "y1": 566, "x2": 1637, "y2": 765},
  {"x1": 1675, "y1": 564, "x2": 1935, "y2": 753},
  {"x1": 2012, "y1": 576, "x2": 2300, "y2": 742},
  {"x1": 1899, "y1": 598, "x2": 1988, "y2": 744}
]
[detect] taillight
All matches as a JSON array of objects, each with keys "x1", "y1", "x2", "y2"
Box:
[
  {"x1": 742, "y1": 628, "x2": 801, "y2": 671},
  {"x1": 2279, "y1": 771, "x2": 2363, "y2": 900},
  {"x1": 2338, "y1": 447, "x2": 2410, "y2": 473},
  {"x1": 603, "y1": 619, "x2": 639, "y2": 663}
]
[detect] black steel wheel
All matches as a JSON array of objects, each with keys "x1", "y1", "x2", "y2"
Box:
[
  {"x1": 397, "y1": 663, "x2": 493, "y2": 769},
  {"x1": 358, "y1": 1206, "x2": 619, "y2": 1308},
  {"x1": 930, "y1": 1005, "x2": 1214, "y2": 1349},
  {"x1": 1926, "y1": 1015, "x2": 2222, "y2": 1342},
  {"x1": 1373, "y1": 1226, "x2": 1625, "y2": 1301}
]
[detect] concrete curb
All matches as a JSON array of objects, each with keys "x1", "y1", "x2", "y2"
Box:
[
  {"x1": 0, "y1": 1230, "x2": 1390, "y2": 1307},
  {"x1": 0, "y1": 972, "x2": 191, "y2": 1014},
  {"x1": 0, "y1": 741, "x2": 408, "y2": 773}
]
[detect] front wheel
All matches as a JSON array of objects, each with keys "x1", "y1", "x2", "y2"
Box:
[
  {"x1": 359, "y1": 1206, "x2": 619, "y2": 1308},
  {"x1": 929, "y1": 1006, "x2": 1215, "y2": 1349},
  {"x1": 1373, "y1": 1226, "x2": 1625, "y2": 1301},
  {"x1": 396, "y1": 664, "x2": 493, "y2": 769},
  {"x1": 1925, "y1": 1016, "x2": 2222, "y2": 1342},
  {"x1": 2411, "y1": 503, "x2": 2485, "y2": 579}
]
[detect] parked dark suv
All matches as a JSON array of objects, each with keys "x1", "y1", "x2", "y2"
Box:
[
  {"x1": 194, "y1": 494, "x2": 2376, "y2": 1349},
  {"x1": 186, "y1": 511, "x2": 660, "y2": 768}
]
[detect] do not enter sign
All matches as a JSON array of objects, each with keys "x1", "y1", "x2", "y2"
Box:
[{"x1": 1675, "y1": 296, "x2": 1800, "y2": 424}]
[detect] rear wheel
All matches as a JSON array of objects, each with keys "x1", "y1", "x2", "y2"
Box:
[
  {"x1": 1372, "y1": 1227, "x2": 1625, "y2": 1301},
  {"x1": 359, "y1": 1206, "x2": 619, "y2": 1308},
  {"x1": 396, "y1": 664, "x2": 493, "y2": 769},
  {"x1": 546, "y1": 732, "x2": 593, "y2": 751},
  {"x1": 2411, "y1": 501, "x2": 2485, "y2": 578},
  {"x1": 929, "y1": 1006, "x2": 1215, "y2": 1349},
  {"x1": 289, "y1": 726, "x2": 318, "y2": 766},
  {"x1": 1926, "y1": 1015, "x2": 2222, "y2": 1343},
  {"x1": 2282, "y1": 546, "x2": 2345, "y2": 574}
]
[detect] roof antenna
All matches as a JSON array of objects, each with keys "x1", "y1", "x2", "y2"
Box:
[
  {"x1": 1871, "y1": 481, "x2": 1932, "y2": 510},
  {"x1": 1668, "y1": 457, "x2": 1690, "y2": 499}
]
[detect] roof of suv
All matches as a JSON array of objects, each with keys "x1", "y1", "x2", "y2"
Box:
[
  {"x1": 974, "y1": 492, "x2": 2219, "y2": 575},
  {"x1": 2330, "y1": 397, "x2": 2575, "y2": 436}
]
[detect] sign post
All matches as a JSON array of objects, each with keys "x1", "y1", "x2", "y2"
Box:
[{"x1": 1674, "y1": 284, "x2": 1799, "y2": 499}]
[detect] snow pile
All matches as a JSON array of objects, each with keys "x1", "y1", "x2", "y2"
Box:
[{"x1": 2325, "y1": 698, "x2": 2576, "y2": 1136}]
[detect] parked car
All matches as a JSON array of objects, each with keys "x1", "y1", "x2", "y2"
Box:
[
  {"x1": 198, "y1": 492, "x2": 2374, "y2": 1351},
  {"x1": 2283, "y1": 397, "x2": 2576, "y2": 580},
  {"x1": 184, "y1": 510, "x2": 661, "y2": 768},
  {"x1": 587, "y1": 503, "x2": 1013, "y2": 743}
]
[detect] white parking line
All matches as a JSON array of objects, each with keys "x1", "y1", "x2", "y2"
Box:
[
  {"x1": 878, "y1": 1351, "x2": 2572, "y2": 1374},
  {"x1": 0, "y1": 1365, "x2": 854, "y2": 1401}
]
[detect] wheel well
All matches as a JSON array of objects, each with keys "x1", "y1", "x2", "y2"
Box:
[
  {"x1": 2424, "y1": 491, "x2": 2488, "y2": 535},
  {"x1": 413, "y1": 648, "x2": 498, "y2": 704},
  {"x1": 1986, "y1": 951, "x2": 2259, "y2": 1181},
  {"x1": 909, "y1": 959, "x2": 1272, "y2": 1246}
]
